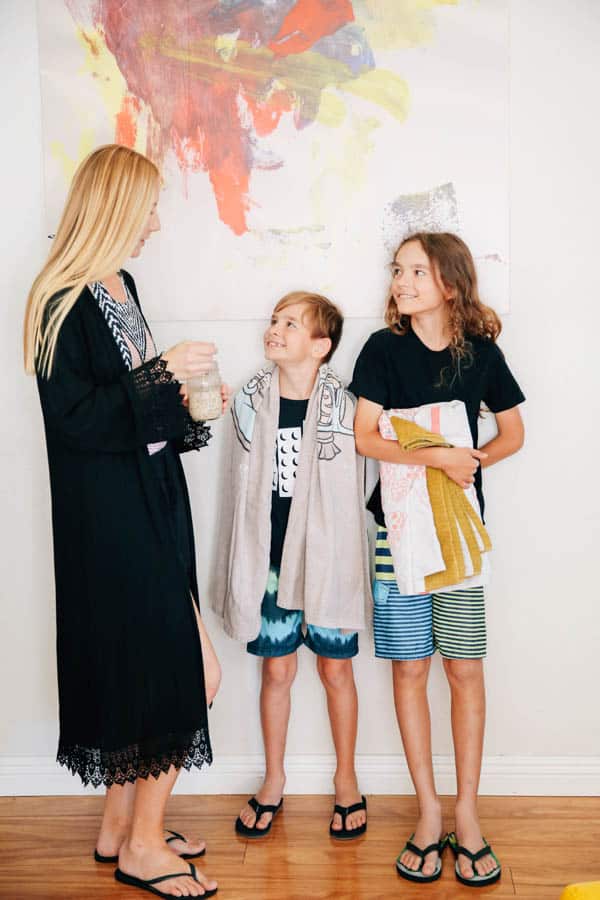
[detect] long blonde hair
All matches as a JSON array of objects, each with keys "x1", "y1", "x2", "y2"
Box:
[
  {"x1": 24, "y1": 144, "x2": 160, "y2": 377},
  {"x1": 384, "y1": 232, "x2": 501, "y2": 377}
]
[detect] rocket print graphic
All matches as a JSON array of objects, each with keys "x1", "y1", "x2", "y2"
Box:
[{"x1": 273, "y1": 427, "x2": 302, "y2": 498}]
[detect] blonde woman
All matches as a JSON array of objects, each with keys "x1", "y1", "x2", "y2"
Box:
[{"x1": 24, "y1": 145, "x2": 220, "y2": 898}]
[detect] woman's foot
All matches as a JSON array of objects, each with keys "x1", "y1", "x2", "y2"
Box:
[
  {"x1": 118, "y1": 842, "x2": 217, "y2": 898},
  {"x1": 97, "y1": 828, "x2": 206, "y2": 860},
  {"x1": 454, "y1": 805, "x2": 498, "y2": 879},
  {"x1": 398, "y1": 802, "x2": 443, "y2": 877},
  {"x1": 237, "y1": 775, "x2": 285, "y2": 831},
  {"x1": 330, "y1": 774, "x2": 366, "y2": 833}
]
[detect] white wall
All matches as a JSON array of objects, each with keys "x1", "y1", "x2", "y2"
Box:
[{"x1": 2, "y1": 0, "x2": 599, "y2": 796}]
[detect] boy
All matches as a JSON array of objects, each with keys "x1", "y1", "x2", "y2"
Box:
[{"x1": 212, "y1": 291, "x2": 371, "y2": 838}]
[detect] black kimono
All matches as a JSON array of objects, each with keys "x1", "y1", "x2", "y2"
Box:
[{"x1": 37, "y1": 272, "x2": 212, "y2": 787}]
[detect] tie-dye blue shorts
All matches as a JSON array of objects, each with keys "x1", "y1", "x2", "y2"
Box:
[{"x1": 246, "y1": 566, "x2": 359, "y2": 659}]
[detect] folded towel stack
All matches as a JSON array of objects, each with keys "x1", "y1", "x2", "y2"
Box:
[{"x1": 390, "y1": 417, "x2": 492, "y2": 592}]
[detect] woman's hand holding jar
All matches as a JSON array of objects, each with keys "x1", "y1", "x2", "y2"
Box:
[{"x1": 161, "y1": 340, "x2": 217, "y2": 382}]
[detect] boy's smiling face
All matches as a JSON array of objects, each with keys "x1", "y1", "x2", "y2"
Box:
[{"x1": 264, "y1": 302, "x2": 330, "y2": 366}]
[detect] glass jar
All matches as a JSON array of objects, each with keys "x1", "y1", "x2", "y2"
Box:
[{"x1": 187, "y1": 363, "x2": 222, "y2": 422}]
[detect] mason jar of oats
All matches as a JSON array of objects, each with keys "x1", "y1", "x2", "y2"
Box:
[{"x1": 187, "y1": 363, "x2": 222, "y2": 422}]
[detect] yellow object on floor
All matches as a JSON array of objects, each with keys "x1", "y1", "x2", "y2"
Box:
[
  {"x1": 560, "y1": 884, "x2": 600, "y2": 900},
  {"x1": 390, "y1": 417, "x2": 492, "y2": 592}
]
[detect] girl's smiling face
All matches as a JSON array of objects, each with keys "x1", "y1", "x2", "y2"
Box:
[{"x1": 390, "y1": 239, "x2": 453, "y2": 319}]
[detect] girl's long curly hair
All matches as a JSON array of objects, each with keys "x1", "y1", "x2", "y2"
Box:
[{"x1": 384, "y1": 232, "x2": 502, "y2": 379}]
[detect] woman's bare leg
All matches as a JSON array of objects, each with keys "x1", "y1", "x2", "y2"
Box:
[
  {"x1": 118, "y1": 767, "x2": 217, "y2": 897},
  {"x1": 96, "y1": 782, "x2": 136, "y2": 857},
  {"x1": 191, "y1": 598, "x2": 221, "y2": 706},
  {"x1": 96, "y1": 779, "x2": 207, "y2": 861}
]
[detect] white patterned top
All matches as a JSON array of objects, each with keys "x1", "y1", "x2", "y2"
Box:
[{"x1": 90, "y1": 274, "x2": 166, "y2": 455}]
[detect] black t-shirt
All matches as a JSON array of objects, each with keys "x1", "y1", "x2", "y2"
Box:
[
  {"x1": 349, "y1": 328, "x2": 525, "y2": 525},
  {"x1": 270, "y1": 397, "x2": 310, "y2": 567}
]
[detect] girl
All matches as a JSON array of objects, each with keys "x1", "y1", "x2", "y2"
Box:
[
  {"x1": 350, "y1": 232, "x2": 524, "y2": 888},
  {"x1": 24, "y1": 145, "x2": 223, "y2": 899}
]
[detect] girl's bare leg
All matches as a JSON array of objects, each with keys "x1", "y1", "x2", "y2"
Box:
[
  {"x1": 443, "y1": 657, "x2": 497, "y2": 879},
  {"x1": 393, "y1": 657, "x2": 443, "y2": 877}
]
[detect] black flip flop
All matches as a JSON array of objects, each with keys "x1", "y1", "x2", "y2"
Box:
[
  {"x1": 396, "y1": 833, "x2": 446, "y2": 883},
  {"x1": 447, "y1": 831, "x2": 502, "y2": 887},
  {"x1": 235, "y1": 796, "x2": 283, "y2": 838},
  {"x1": 94, "y1": 849, "x2": 119, "y2": 864},
  {"x1": 329, "y1": 795, "x2": 367, "y2": 840},
  {"x1": 164, "y1": 829, "x2": 207, "y2": 860},
  {"x1": 115, "y1": 861, "x2": 217, "y2": 898},
  {"x1": 94, "y1": 829, "x2": 206, "y2": 864}
]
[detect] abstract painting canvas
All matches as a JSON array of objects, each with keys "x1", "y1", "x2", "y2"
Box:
[{"x1": 38, "y1": 0, "x2": 509, "y2": 320}]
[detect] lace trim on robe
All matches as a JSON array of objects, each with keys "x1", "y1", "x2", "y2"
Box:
[{"x1": 57, "y1": 726, "x2": 212, "y2": 787}]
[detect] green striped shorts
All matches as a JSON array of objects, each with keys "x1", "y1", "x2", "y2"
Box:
[{"x1": 373, "y1": 529, "x2": 487, "y2": 660}]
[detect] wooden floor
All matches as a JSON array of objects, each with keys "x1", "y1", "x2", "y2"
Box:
[{"x1": 0, "y1": 795, "x2": 598, "y2": 899}]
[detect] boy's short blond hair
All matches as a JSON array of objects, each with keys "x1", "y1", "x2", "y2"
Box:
[{"x1": 272, "y1": 291, "x2": 343, "y2": 363}]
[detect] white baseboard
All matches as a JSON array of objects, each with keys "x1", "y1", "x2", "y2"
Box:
[{"x1": 1, "y1": 754, "x2": 599, "y2": 797}]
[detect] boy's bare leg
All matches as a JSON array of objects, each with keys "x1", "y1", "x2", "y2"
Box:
[
  {"x1": 392, "y1": 658, "x2": 443, "y2": 877},
  {"x1": 118, "y1": 766, "x2": 217, "y2": 897},
  {"x1": 317, "y1": 656, "x2": 365, "y2": 832},
  {"x1": 443, "y1": 657, "x2": 497, "y2": 879},
  {"x1": 238, "y1": 653, "x2": 297, "y2": 830}
]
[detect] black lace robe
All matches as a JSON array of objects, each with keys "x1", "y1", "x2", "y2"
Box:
[{"x1": 37, "y1": 273, "x2": 212, "y2": 786}]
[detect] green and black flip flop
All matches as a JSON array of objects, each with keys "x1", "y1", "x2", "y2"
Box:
[
  {"x1": 396, "y1": 833, "x2": 447, "y2": 883},
  {"x1": 235, "y1": 796, "x2": 283, "y2": 838},
  {"x1": 447, "y1": 831, "x2": 502, "y2": 887}
]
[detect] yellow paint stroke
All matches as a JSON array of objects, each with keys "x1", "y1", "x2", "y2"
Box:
[
  {"x1": 355, "y1": 0, "x2": 459, "y2": 50},
  {"x1": 51, "y1": 129, "x2": 95, "y2": 183},
  {"x1": 342, "y1": 69, "x2": 409, "y2": 122},
  {"x1": 316, "y1": 89, "x2": 347, "y2": 128},
  {"x1": 310, "y1": 114, "x2": 381, "y2": 223},
  {"x1": 76, "y1": 27, "x2": 148, "y2": 155},
  {"x1": 77, "y1": 27, "x2": 127, "y2": 120},
  {"x1": 137, "y1": 34, "x2": 400, "y2": 128},
  {"x1": 144, "y1": 35, "x2": 352, "y2": 90},
  {"x1": 215, "y1": 30, "x2": 240, "y2": 63}
]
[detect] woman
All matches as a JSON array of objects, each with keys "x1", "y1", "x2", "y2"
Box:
[{"x1": 24, "y1": 144, "x2": 221, "y2": 898}]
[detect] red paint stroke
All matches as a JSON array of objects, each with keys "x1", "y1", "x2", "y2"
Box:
[
  {"x1": 268, "y1": 0, "x2": 354, "y2": 57},
  {"x1": 67, "y1": 0, "x2": 363, "y2": 235},
  {"x1": 115, "y1": 95, "x2": 141, "y2": 147},
  {"x1": 244, "y1": 89, "x2": 294, "y2": 138}
]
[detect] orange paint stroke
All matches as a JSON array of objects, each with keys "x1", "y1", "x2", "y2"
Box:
[
  {"x1": 269, "y1": 0, "x2": 355, "y2": 57},
  {"x1": 115, "y1": 95, "x2": 141, "y2": 147},
  {"x1": 209, "y1": 164, "x2": 250, "y2": 237}
]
